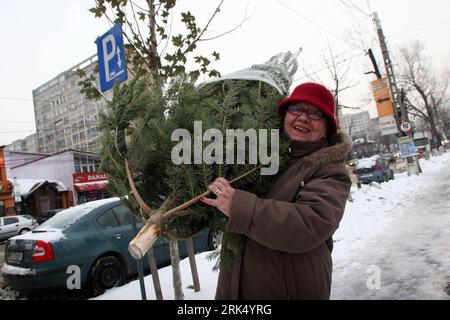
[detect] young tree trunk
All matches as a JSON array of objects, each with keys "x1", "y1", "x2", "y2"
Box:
[
  {"x1": 425, "y1": 102, "x2": 442, "y2": 150},
  {"x1": 147, "y1": 247, "x2": 163, "y2": 300},
  {"x1": 169, "y1": 239, "x2": 184, "y2": 300},
  {"x1": 186, "y1": 237, "x2": 200, "y2": 292}
]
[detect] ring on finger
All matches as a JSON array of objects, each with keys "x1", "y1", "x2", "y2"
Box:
[{"x1": 214, "y1": 188, "x2": 222, "y2": 196}]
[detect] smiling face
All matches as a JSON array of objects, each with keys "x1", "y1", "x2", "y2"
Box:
[{"x1": 283, "y1": 102, "x2": 328, "y2": 142}]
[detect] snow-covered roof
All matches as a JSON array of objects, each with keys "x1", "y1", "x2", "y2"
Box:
[{"x1": 10, "y1": 178, "x2": 68, "y2": 196}]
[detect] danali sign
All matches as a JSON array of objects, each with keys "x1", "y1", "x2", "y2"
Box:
[
  {"x1": 73, "y1": 172, "x2": 108, "y2": 183},
  {"x1": 171, "y1": 121, "x2": 280, "y2": 175}
]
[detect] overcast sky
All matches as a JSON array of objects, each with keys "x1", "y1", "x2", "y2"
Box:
[{"x1": 1, "y1": 0, "x2": 449, "y2": 146}]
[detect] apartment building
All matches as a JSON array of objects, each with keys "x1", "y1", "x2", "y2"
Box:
[
  {"x1": 341, "y1": 111, "x2": 370, "y2": 139},
  {"x1": 6, "y1": 133, "x2": 38, "y2": 153},
  {"x1": 33, "y1": 55, "x2": 112, "y2": 154}
]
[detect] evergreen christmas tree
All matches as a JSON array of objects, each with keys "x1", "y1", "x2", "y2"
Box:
[{"x1": 99, "y1": 50, "x2": 300, "y2": 270}]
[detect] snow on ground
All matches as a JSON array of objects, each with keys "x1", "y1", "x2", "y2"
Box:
[
  {"x1": 91, "y1": 251, "x2": 219, "y2": 300},
  {"x1": 2, "y1": 153, "x2": 449, "y2": 300},
  {"x1": 92, "y1": 152, "x2": 450, "y2": 300},
  {"x1": 331, "y1": 152, "x2": 450, "y2": 299}
]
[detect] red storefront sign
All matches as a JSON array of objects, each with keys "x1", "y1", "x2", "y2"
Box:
[{"x1": 72, "y1": 172, "x2": 109, "y2": 192}]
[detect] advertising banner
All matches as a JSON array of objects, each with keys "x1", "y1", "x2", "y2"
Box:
[
  {"x1": 379, "y1": 115, "x2": 399, "y2": 136},
  {"x1": 372, "y1": 78, "x2": 395, "y2": 117},
  {"x1": 372, "y1": 78, "x2": 398, "y2": 135},
  {"x1": 398, "y1": 136, "x2": 417, "y2": 158}
]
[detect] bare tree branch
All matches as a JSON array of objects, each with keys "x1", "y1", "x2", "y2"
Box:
[
  {"x1": 130, "y1": 1, "x2": 147, "y2": 51},
  {"x1": 398, "y1": 40, "x2": 447, "y2": 148},
  {"x1": 199, "y1": 4, "x2": 255, "y2": 41},
  {"x1": 163, "y1": 0, "x2": 226, "y2": 74}
]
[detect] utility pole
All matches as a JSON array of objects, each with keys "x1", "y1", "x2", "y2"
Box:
[
  {"x1": 373, "y1": 12, "x2": 407, "y2": 127},
  {"x1": 365, "y1": 48, "x2": 389, "y2": 153},
  {"x1": 365, "y1": 48, "x2": 382, "y2": 80},
  {"x1": 373, "y1": 12, "x2": 420, "y2": 175}
]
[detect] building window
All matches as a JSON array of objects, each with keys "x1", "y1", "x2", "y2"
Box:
[{"x1": 95, "y1": 159, "x2": 101, "y2": 171}]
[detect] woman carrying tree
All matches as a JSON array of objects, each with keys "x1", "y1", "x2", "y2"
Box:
[{"x1": 201, "y1": 82, "x2": 353, "y2": 300}]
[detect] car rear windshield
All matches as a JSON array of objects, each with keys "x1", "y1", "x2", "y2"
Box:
[
  {"x1": 356, "y1": 159, "x2": 377, "y2": 169},
  {"x1": 38, "y1": 206, "x2": 93, "y2": 230}
]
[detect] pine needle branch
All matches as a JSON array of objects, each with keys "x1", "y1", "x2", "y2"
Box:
[{"x1": 161, "y1": 165, "x2": 263, "y2": 221}]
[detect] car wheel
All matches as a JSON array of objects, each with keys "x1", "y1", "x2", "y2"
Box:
[
  {"x1": 90, "y1": 256, "x2": 126, "y2": 296},
  {"x1": 208, "y1": 228, "x2": 223, "y2": 251},
  {"x1": 19, "y1": 228, "x2": 30, "y2": 235}
]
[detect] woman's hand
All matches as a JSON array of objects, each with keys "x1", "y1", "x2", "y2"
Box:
[{"x1": 200, "y1": 177, "x2": 235, "y2": 216}]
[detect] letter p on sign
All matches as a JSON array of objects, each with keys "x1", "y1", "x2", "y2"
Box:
[{"x1": 97, "y1": 24, "x2": 128, "y2": 92}]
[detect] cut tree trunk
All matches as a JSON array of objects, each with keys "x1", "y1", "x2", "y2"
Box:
[{"x1": 129, "y1": 223, "x2": 161, "y2": 259}]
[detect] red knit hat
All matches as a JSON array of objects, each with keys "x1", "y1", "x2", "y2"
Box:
[{"x1": 277, "y1": 83, "x2": 338, "y2": 137}]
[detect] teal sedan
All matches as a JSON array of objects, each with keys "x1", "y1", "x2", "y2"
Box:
[{"x1": 2, "y1": 198, "x2": 221, "y2": 297}]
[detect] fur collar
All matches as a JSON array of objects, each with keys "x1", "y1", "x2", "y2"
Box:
[{"x1": 303, "y1": 132, "x2": 353, "y2": 169}]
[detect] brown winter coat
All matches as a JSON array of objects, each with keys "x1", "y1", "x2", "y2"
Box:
[{"x1": 215, "y1": 133, "x2": 353, "y2": 300}]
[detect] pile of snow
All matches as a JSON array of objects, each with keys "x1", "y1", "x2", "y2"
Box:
[
  {"x1": 92, "y1": 251, "x2": 219, "y2": 300},
  {"x1": 1, "y1": 264, "x2": 35, "y2": 276},
  {"x1": 356, "y1": 158, "x2": 377, "y2": 169},
  {"x1": 8, "y1": 228, "x2": 65, "y2": 243}
]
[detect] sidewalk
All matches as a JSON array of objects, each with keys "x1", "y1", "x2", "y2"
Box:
[{"x1": 332, "y1": 152, "x2": 450, "y2": 299}]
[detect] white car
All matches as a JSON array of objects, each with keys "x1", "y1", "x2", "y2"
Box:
[{"x1": 0, "y1": 215, "x2": 38, "y2": 242}]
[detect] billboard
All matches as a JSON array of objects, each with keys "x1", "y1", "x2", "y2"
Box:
[
  {"x1": 398, "y1": 136, "x2": 417, "y2": 158},
  {"x1": 371, "y1": 78, "x2": 398, "y2": 136},
  {"x1": 372, "y1": 78, "x2": 394, "y2": 117}
]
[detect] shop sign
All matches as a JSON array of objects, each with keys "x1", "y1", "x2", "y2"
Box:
[{"x1": 73, "y1": 172, "x2": 108, "y2": 184}]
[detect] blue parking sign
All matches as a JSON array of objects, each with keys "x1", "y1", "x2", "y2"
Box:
[{"x1": 97, "y1": 24, "x2": 128, "y2": 92}]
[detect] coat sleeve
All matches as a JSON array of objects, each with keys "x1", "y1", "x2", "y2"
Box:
[{"x1": 226, "y1": 165, "x2": 351, "y2": 254}]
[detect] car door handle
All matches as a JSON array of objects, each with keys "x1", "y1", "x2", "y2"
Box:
[{"x1": 115, "y1": 233, "x2": 123, "y2": 240}]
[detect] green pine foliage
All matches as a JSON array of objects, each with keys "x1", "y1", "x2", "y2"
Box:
[{"x1": 99, "y1": 76, "x2": 289, "y2": 269}]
